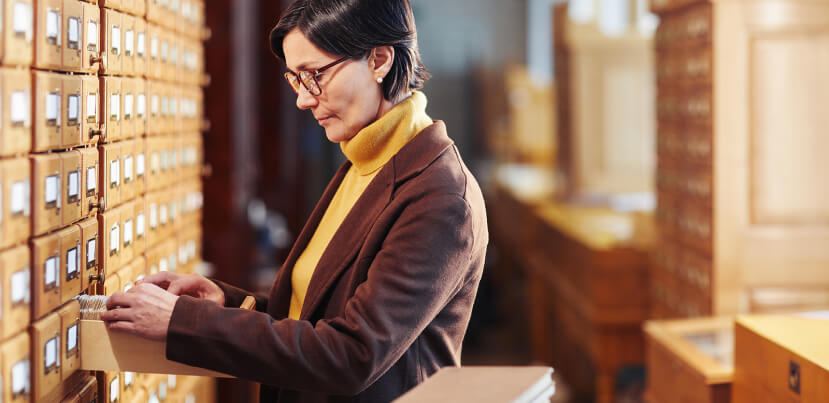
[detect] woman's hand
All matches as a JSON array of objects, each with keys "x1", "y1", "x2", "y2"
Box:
[
  {"x1": 100, "y1": 283, "x2": 179, "y2": 341},
  {"x1": 137, "y1": 271, "x2": 225, "y2": 306}
]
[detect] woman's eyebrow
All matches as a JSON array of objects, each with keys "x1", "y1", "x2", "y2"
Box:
[{"x1": 288, "y1": 61, "x2": 323, "y2": 73}]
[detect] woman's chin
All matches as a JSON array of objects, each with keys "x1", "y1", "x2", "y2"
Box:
[{"x1": 324, "y1": 126, "x2": 354, "y2": 143}]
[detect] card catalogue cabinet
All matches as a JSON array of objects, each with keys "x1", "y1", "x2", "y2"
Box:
[
  {"x1": 650, "y1": 0, "x2": 829, "y2": 318},
  {"x1": 0, "y1": 0, "x2": 211, "y2": 400}
]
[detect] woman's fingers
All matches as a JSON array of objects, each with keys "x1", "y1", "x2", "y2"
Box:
[
  {"x1": 105, "y1": 291, "x2": 134, "y2": 310},
  {"x1": 99, "y1": 307, "x2": 130, "y2": 322},
  {"x1": 138, "y1": 271, "x2": 178, "y2": 289},
  {"x1": 105, "y1": 319, "x2": 138, "y2": 333}
]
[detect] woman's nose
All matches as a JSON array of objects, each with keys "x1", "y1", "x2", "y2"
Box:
[{"x1": 295, "y1": 86, "x2": 318, "y2": 110}]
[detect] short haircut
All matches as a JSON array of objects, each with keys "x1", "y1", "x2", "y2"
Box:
[{"x1": 270, "y1": 0, "x2": 430, "y2": 102}]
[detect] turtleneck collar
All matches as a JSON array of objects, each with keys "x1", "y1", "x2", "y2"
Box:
[{"x1": 340, "y1": 91, "x2": 433, "y2": 176}]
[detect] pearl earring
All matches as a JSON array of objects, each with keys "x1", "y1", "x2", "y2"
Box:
[{"x1": 376, "y1": 77, "x2": 383, "y2": 84}]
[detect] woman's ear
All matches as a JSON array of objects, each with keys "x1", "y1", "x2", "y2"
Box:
[{"x1": 370, "y1": 46, "x2": 395, "y2": 80}]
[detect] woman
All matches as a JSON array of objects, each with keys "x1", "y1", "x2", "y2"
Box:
[{"x1": 100, "y1": 0, "x2": 488, "y2": 401}]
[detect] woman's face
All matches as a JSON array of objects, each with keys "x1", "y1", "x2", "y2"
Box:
[{"x1": 282, "y1": 28, "x2": 384, "y2": 143}]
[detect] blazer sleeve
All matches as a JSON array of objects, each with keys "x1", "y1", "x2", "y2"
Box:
[
  {"x1": 165, "y1": 192, "x2": 477, "y2": 395},
  {"x1": 210, "y1": 279, "x2": 269, "y2": 312}
]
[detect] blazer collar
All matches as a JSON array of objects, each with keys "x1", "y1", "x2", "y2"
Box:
[{"x1": 271, "y1": 121, "x2": 454, "y2": 320}]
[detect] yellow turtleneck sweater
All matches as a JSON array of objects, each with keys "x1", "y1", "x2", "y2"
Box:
[{"x1": 289, "y1": 91, "x2": 433, "y2": 320}]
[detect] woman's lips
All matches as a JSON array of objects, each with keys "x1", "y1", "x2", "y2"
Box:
[{"x1": 316, "y1": 115, "x2": 333, "y2": 126}]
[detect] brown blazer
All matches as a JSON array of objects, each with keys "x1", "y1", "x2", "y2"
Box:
[{"x1": 166, "y1": 121, "x2": 489, "y2": 402}]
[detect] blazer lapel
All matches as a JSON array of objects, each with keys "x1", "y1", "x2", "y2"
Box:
[
  {"x1": 298, "y1": 164, "x2": 394, "y2": 320},
  {"x1": 269, "y1": 162, "x2": 352, "y2": 318},
  {"x1": 295, "y1": 121, "x2": 454, "y2": 321}
]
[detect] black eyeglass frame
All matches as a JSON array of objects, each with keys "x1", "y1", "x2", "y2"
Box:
[{"x1": 284, "y1": 56, "x2": 350, "y2": 96}]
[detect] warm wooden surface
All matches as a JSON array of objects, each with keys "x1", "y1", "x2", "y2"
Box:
[{"x1": 734, "y1": 315, "x2": 829, "y2": 403}]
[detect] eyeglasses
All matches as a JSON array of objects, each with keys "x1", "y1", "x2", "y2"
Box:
[{"x1": 284, "y1": 56, "x2": 349, "y2": 96}]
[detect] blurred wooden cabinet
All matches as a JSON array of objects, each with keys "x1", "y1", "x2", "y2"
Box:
[
  {"x1": 651, "y1": 0, "x2": 829, "y2": 317},
  {"x1": 554, "y1": 3, "x2": 656, "y2": 196},
  {"x1": 644, "y1": 317, "x2": 733, "y2": 403},
  {"x1": 733, "y1": 314, "x2": 829, "y2": 403}
]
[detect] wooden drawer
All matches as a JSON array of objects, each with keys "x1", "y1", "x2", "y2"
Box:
[
  {"x1": 133, "y1": 78, "x2": 147, "y2": 136},
  {"x1": 147, "y1": 23, "x2": 162, "y2": 80},
  {"x1": 644, "y1": 317, "x2": 732, "y2": 403},
  {"x1": 31, "y1": 311, "x2": 61, "y2": 400},
  {"x1": 31, "y1": 154, "x2": 62, "y2": 236},
  {"x1": 99, "y1": 207, "x2": 122, "y2": 276},
  {"x1": 0, "y1": 331, "x2": 31, "y2": 403},
  {"x1": 132, "y1": 196, "x2": 146, "y2": 257},
  {"x1": 62, "y1": 75, "x2": 83, "y2": 148},
  {"x1": 0, "y1": 245, "x2": 30, "y2": 339},
  {"x1": 31, "y1": 231, "x2": 61, "y2": 319},
  {"x1": 80, "y1": 0, "x2": 103, "y2": 74},
  {"x1": 120, "y1": 78, "x2": 135, "y2": 140},
  {"x1": 102, "y1": 269, "x2": 119, "y2": 297},
  {"x1": 1, "y1": 0, "x2": 34, "y2": 67},
  {"x1": 0, "y1": 158, "x2": 31, "y2": 249},
  {"x1": 678, "y1": 203, "x2": 713, "y2": 258},
  {"x1": 133, "y1": 17, "x2": 147, "y2": 76},
  {"x1": 61, "y1": 150, "x2": 83, "y2": 227},
  {"x1": 62, "y1": 375, "x2": 97, "y2": 403},
  {"x1": 57, "y1": 225, "x2": 82, "y2": 304},
  {"x1": 33, "y1": 0, "x2": 62, "y2": 70},
  {"x1": 0, "y1": 68, "x2": 32, "y2": 157},
  {"x1": 32, "y1": 71, "x2": 63, "y2": 152},
  {"x1": 100, "y1": 76, "x2": 122, "y2": 142},
  {"x1": 61, "y1": 0, "x2": 83, "y2": 71},
  {"x1": 683, "y1": 90, "x2": 713, "y2": 127},
  {"x1": 119, "y1": 139, "x2": 135, "y2": 202},
  {"x1": 99, "y1": 142, "x2": 122, "y2": 210},
  {"x1": 58, "y1": 300, "x2": 81, "y2": 381},
  {"x1": 98, "y1": 371, "x2": 122, "y2": 403},
  {"x1": 733, "y1": 315, "x2": 829, "y2": 403},
  {"x1": 80, "y1": 75, "x2": 102, "y2": 145},
  {"x1": 79, "y1": 146, "x2": 100, "y2": 218},
  {"x1": 133, "y1": 136, "x2": 146, "y2": 195},
  {"x1": 77, "y1": 217, "x2": 98, "y2": 292},
  {"x1": 101, "y1": 8, "x2": 122, "y2": 75},
  {"x1": 121, "y1": 13, "x2": 135, "y2": 76},
  {"x1": 683, "y1": 3, "x2": 712, "y2": 45},
  {"x1": 119, "y1": 200, "x2": 134, "y2": 264}
]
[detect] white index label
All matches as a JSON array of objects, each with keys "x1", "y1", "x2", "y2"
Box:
[
  {"x1": 68, "y1": 17, "x2": 80, "y2": 44},
  {"x1": 11, "y1": 91, "x2": 27, "y2": 124},
  {"x1": 10, "y1": 269, "x2": 29, "y2": 303},
  {"x1": 87, "y1": 21, "x2": 98, "y2": 46},
  {"x1": 125, "y1": 30, "x2": 134, "y2": 54},
  {"x1": 13, "y1": 2, "x2": 32, "y2": 38},
  {"x1": 11, "y1": 181, "x2": 27, "y2": 214},
  {"x1": 67, "y1": 247, "x2": 78, "y2": 276},
  {"x1": 124, "y1": 155, "x2": 133, "y2": 180},
  {"x1": 87, "y1": 166, "x2": 97, "y2": 191},
  {"x1": 87, "y1": 93, "x2": 97, "y2": 119},
  {"x1": 124, "y1": 94, "x2": 133, "y2": 119},
  {"x1": 68, "y1": 171, "x2": 79, "y2": 198},
  {"x1": 136, "y1": 153, "x2": 145, "y2": 176},
  {"x1": 11, "y1": 359, "x2": 29, "y2": 396},
  {"x1": 46, "y1": 10, "x2": 59, "y2": 40},
  {"x1": 87, "y1": 238, "x2": 96, "y2": 263},
  {"x1": 68, "y1": 94, "x2": 79, "y2": 122},
  {"x1": 67, "y1": 323, "x2": 78, "y2": 352},
  {"x1": 46, "y1": 93, "x2": 60, "y2": 122},
  {"x1": 110, "y1": 224, "x2": 119, "y2": 252},
  {"x1": 45, "y1": 175, "x2": 58, "y2": 204},
  {"x1": 111, "y1": 26, "x2": 121, "y2": 52},
  {"x1": 137, "y1": 32, "x2": 146, "y2": 56},
  {"x1": 45, "y1": 256, "x2": 58, "y2": 287},
  {"x1": 124, "y1": 219, "x2": 133, "y2": 244}
]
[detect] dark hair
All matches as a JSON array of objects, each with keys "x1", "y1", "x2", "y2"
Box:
[{"x1": 270, "y1": 0, "x2": 430, "y2": 102}]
